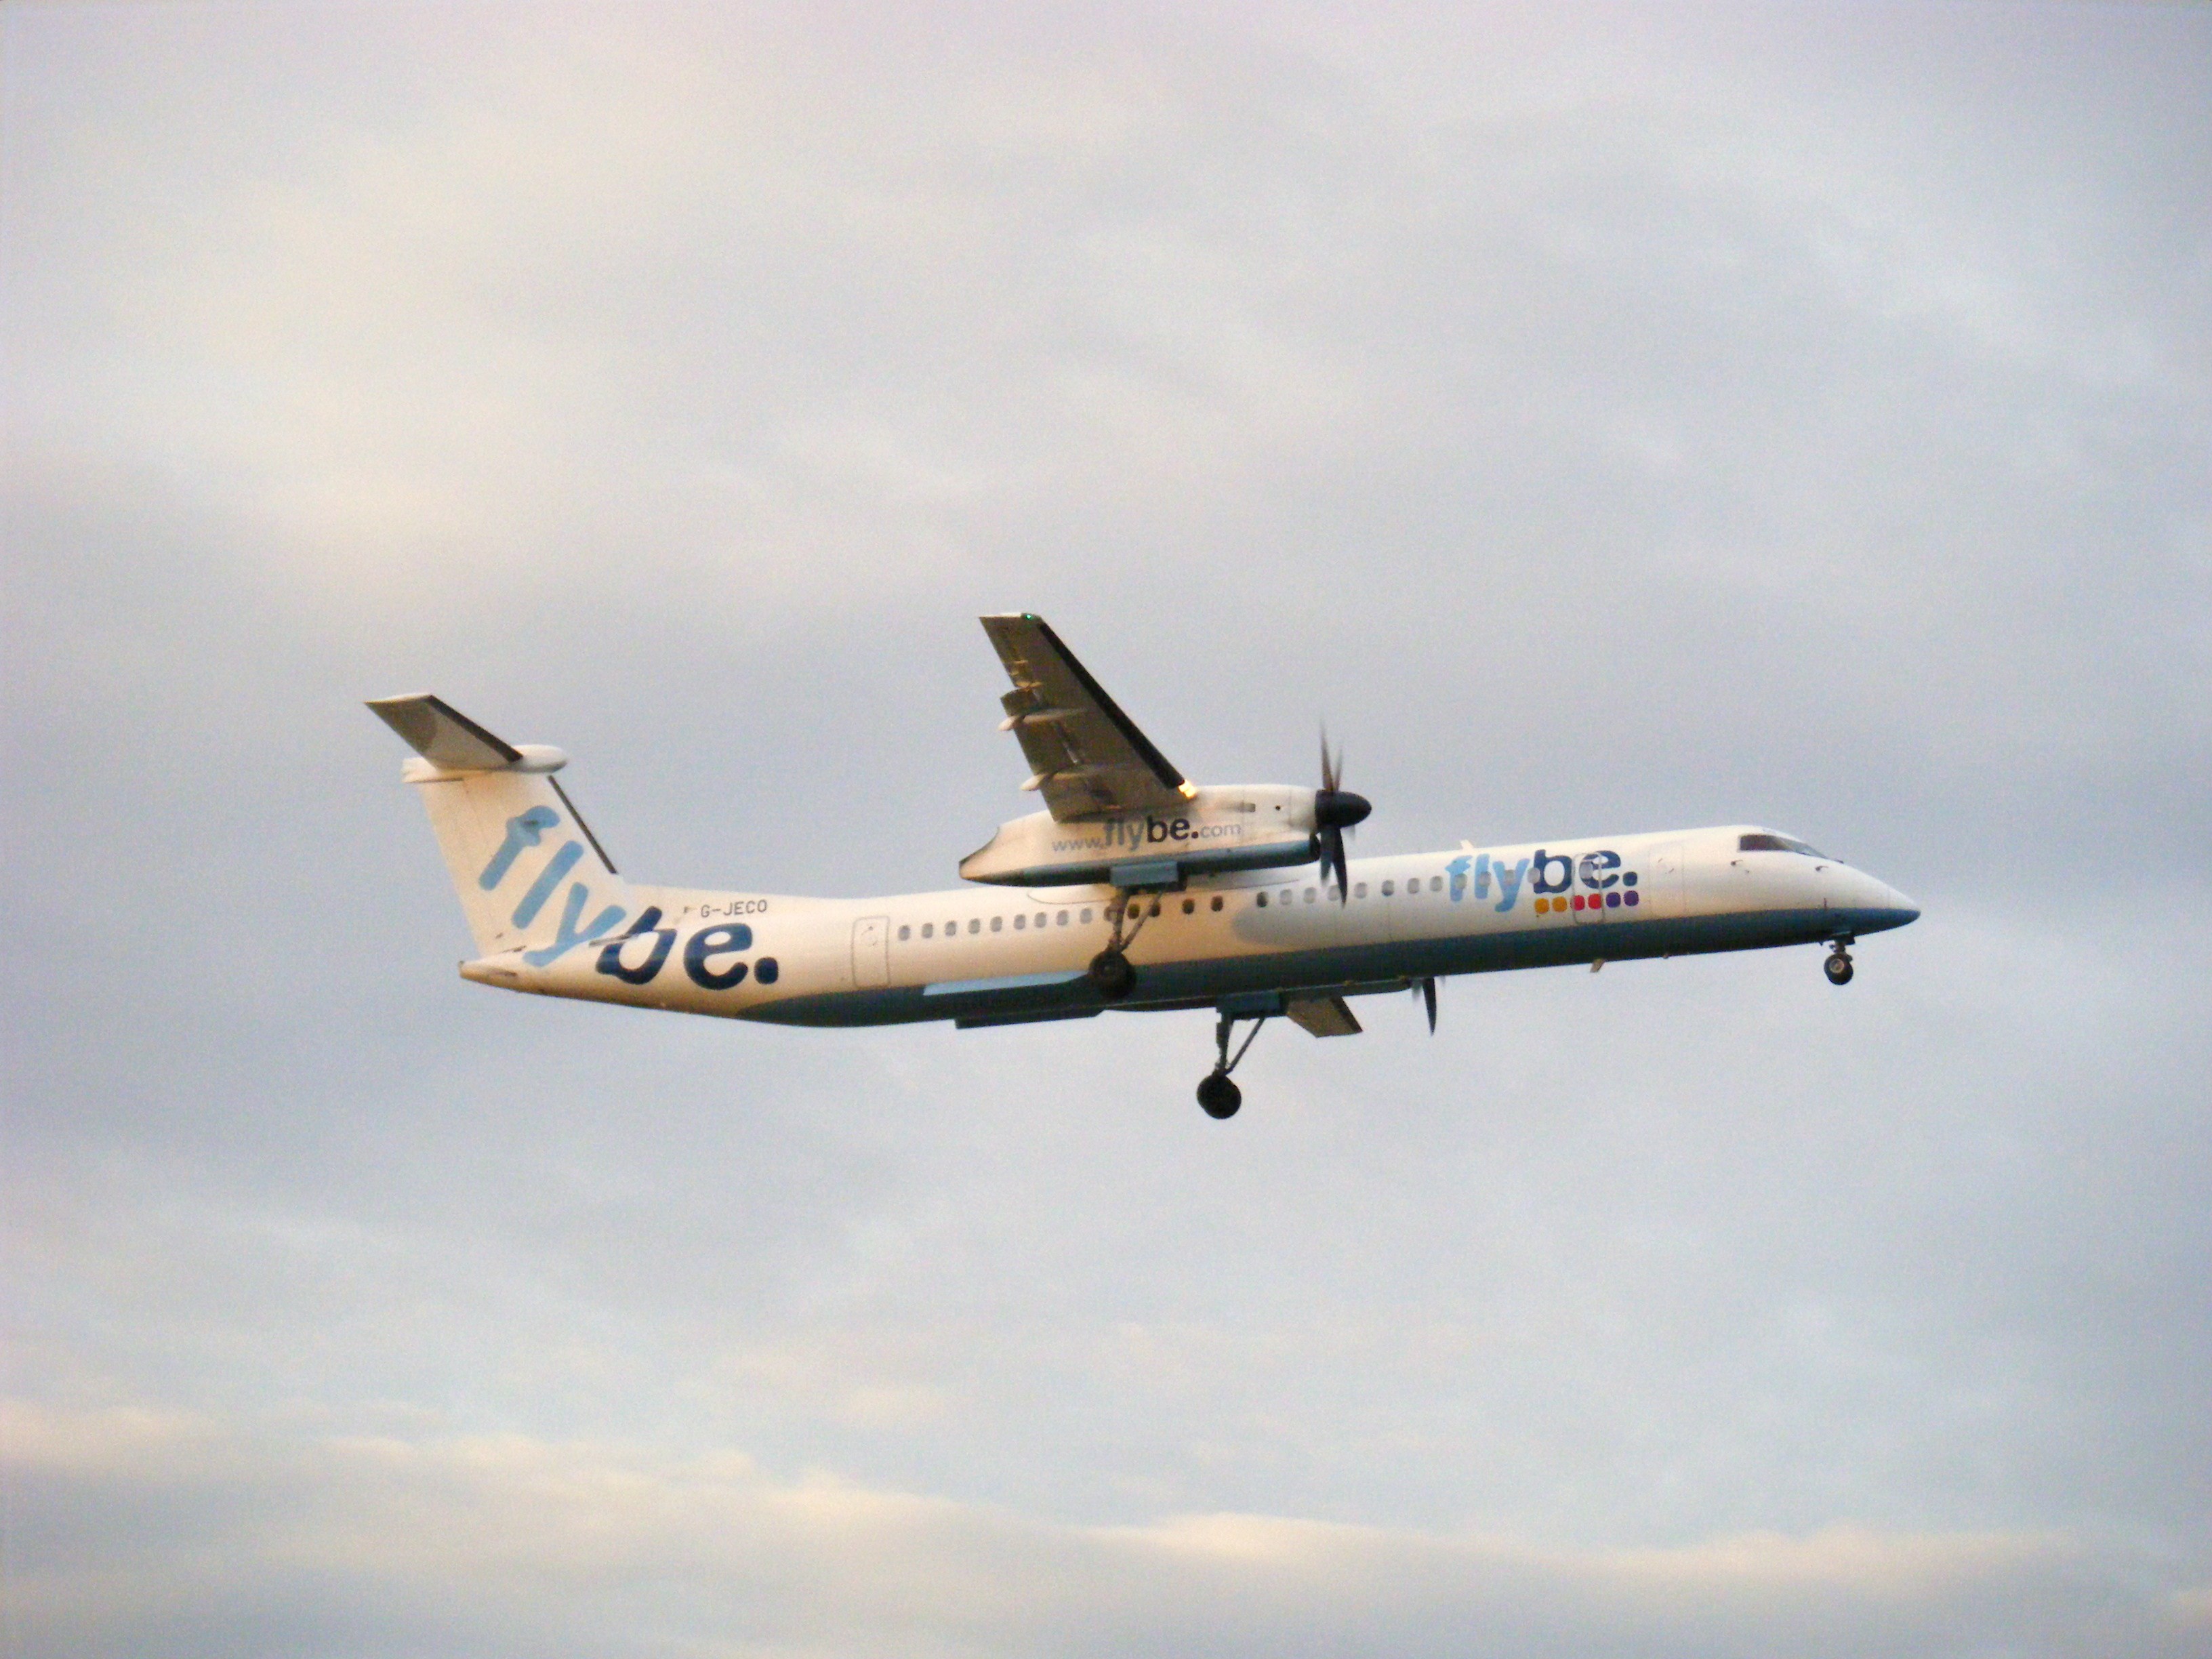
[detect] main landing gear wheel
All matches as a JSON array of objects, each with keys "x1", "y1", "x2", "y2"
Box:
[
  {"x1": 1197, "y1": 1009, "x2": 1269, "y2": 1120},
  {"x1": 1196, "y1": 1071, "x2": 1242, "y2": 1119},
  {"x1": 1088, "y1": 948, "x2": 1135, "y2": 999},
  {"x1": 1088, "y1": 894, "x2": 1153, "y2": 1001},
  {"x1": 1825, "y1": 946, "x2": 1855, "y2": 986}
]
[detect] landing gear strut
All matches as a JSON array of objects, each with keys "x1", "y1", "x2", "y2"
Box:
[
  {"x1": 1824, "y1": 941, "x2": 1855, "y2": 986},
  {"x1": 1197, "y1": 1010, "x2": 1268, "y2": 1120},
  {"x1": 1087, "y1": 892, "x2": 1155, "y2": 1000}
]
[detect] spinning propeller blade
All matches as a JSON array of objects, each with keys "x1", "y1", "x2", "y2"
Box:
[{"x1": 1313, "y1": 724, "x2": 1370, "y2": 905}]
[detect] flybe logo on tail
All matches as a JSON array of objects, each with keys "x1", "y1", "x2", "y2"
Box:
[
  {"x1": 480, "y1": 806, "x2": 560, "y2": 889},
  {"x1": 479, "y1": 808, "x2": 626, "y2": 966},
  {"x1": 593, "y1": 911, "x2": 780, "y2": 991},
  {"x1": 477, "y1": 808, "x2": 779, "y2": 988}
]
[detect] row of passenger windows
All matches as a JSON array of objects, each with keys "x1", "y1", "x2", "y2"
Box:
[
  {"x1": 899, "y1": 908, "x2": 1094, "y2": 941},
  {"x1": 890, "y1": 877, "x2": 1449, "y2": 940},
  {"x1": 1259, "y1": 876, "x2": 1443, "y2": 905}
]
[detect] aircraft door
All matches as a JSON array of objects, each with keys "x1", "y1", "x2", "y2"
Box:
[
  {"x1": 1645, "y1": 844, "x2": 1685, "y2": 918},
  {"x1": 852, "y1": 915, "x2": 890, "y2": 989}
]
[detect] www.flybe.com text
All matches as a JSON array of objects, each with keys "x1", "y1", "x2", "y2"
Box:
[{"x1": 1052, "y1": 817, "x2": 1250, "y2": 855}]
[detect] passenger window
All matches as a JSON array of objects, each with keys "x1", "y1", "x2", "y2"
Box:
[
  {"x1": 1210, "y1": 895, "x2": 1223, "y2": 911},
  {"x1": 1304, "y1": 887, "x2": 1316, "y2": 903},
  {"x1": 1431, "y1": 876, "x2": 1442, "y2": 893},
  {"x1": 990, "y1": 916, "x2": 1002, "y2": 932},
  {"x1": 1013, "y1": 914, "x2": 1025, "y2": 930},
  {"x1": 1382, "y1": 880, "x2": 1394, "y2": 896},
  {"x1": 1256, "y1": 891, "x2": 1269, "y2": 908},
  {"x1": 921, "y1": 923, "x2": 933, "y2": 939},
  {"x1": 897, "y1": 925, "x2": 910, "y2": 941},
  {"x1": 1057, "y1": 910, "x2": 1069, "y2": 925},
  {"x1": 1080, "y1": 908, "x2": 1092, "y2": 924},
  {"x1": 968, "y1": 918, "x2": 979, "y2": 935},
  {"x1": 1354, "y1": 882, "x2": 1366, "y2": 899},
  {"x1": 1181, "y1": 898, "x2": 1194, "y2": 914},
  {"x1": 1282, "y1": 889, "x2": 1293, "y2": 905}
]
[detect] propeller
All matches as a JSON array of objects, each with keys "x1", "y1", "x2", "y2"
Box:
[
  {"x1": 1313, "y1": 726, "x2": 1372, "y2": 903},
  {"x1": 1414, "y1": 976, "x2": 1437, "y2": 1033}
]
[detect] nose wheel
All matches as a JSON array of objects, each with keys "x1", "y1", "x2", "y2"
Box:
[
  {"x1": 1824, "y1": 943, "x2": 1855, "y2": 985},
  {"x1": 1197, "y1": 1010, "x2": 1268, "y2": 1120}
]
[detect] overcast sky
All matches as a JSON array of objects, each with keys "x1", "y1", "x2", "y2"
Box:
[{"x1": 4, "y1": 3, "x2": 2209, "y2": 1655}]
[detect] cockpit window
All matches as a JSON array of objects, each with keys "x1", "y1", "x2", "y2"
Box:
[{"x1": 1739, "y1": 832, "x2": 1826, "y2": 857}]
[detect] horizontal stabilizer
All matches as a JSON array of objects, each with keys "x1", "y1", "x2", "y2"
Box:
[
  {"x1": 1286, "y1": 995, "x2": 1361, "y2": 1038},
  {"x1": 366, "y1": 694, "x2": 521, "y2": 771}
]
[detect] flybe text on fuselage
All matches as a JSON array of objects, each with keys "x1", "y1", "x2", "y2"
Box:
[
  {"x1": 1061, "y1": 815, "x2": 1252, "y2": 855},
  {"x1": 959, "y1": 785, "x2": 1317, "y2": 887}
]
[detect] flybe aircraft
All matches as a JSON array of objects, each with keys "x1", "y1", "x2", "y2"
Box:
[{"x1": 371, "y1": 613, "x2": 1918, "y2": 1119}]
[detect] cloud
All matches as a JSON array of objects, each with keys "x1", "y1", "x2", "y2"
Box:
[
  {"x1": 5, "y1": 1399, "x2": 2197, "y2": 1659},
  {"x1": 4, "y1": 5, "x2": 2209, "y2": 1658}
]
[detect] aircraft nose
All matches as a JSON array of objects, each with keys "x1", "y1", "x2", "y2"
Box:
[{"x1": 1830, "y1": 865, "x2": 1918, "y2": 931}]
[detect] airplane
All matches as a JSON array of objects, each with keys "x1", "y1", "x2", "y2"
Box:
[{"x1": 369, "y1": 613, "x2": 1919, "y2": 1119}]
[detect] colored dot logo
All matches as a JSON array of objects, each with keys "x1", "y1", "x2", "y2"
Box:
[{"x1": 1534, "y1": 884, "x2": 1640, "y2": 916}]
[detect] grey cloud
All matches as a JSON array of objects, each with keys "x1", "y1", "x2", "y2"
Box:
[
  {"x1": 4, "y1": 3, "x2": 2209, "y2": 1656},
  {"x1": 7, "y1": 1403, "x2": 2204, "y2": 1659}
]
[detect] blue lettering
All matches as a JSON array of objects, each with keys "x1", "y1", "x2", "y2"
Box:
[
  {"x1": 512, "y1": 841, "x2": 584, "y2": 927},
  {"x1": 683, "y1": 923, "x2": 754, "y2": 990},
  {"x1": 523, "y1": 881, "x2": 625, "y2": 967},
  {"x1": 1530, "y1": 849, "x2": 1573, "y2": 895},
  {"x1": 1579, "y1": 851, "x2": 1621, "y2": 890},
  {"x1": 1491, "y1": 856, "x2": 1529, "y2": 912},
  {"x1": 596, "y1": 905, "x2": 675, "y2": 985},
  {"x1": 480, "y1": 806, "x2": 561, "y2": 890},
  {"x1": 1446, "y1": 854, "x2": 1471, "y2": 901}
]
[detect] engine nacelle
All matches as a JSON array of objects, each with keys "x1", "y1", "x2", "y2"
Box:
[{"x1": 959, "y1": 785, "x2": 1319, "y2": 888}]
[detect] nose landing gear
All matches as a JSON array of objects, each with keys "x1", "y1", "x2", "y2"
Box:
[
  {"x1": 1197, "y1": 1010, "x2": 1269, "y2": 1120},
  {"x1": 1824, "y1": 942, "x2": 1855, "y2": 985}
]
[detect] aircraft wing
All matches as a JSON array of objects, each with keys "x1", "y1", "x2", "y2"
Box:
[{"x1": 981, "y1": 614, "x2": 1191, "y2": 822}]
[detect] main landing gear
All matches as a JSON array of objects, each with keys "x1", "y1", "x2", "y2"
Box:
[
  {"x1": 1087, "y1": 892, "x2": 1155, "y2": 1000},
  {"x1": 1824, "y1": 941, "x2": 1855, "y2": 985},
  {"x1": 1197, "y1": 1011, "x2": 1269, "y2": 1120}
]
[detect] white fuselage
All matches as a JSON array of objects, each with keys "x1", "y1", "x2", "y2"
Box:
[{"x1": 457, "y1": 824, "x2": 1918, "y2": 1030}]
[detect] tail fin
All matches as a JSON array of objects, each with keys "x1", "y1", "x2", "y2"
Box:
[{"x1": 368, "y1": 695, "x2": 632, "y2": 964}]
